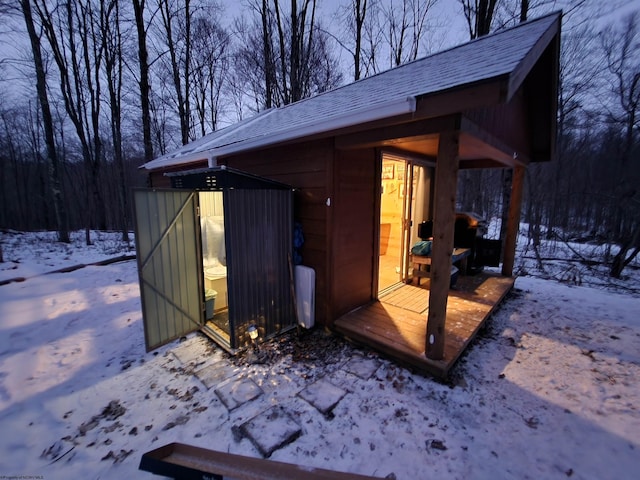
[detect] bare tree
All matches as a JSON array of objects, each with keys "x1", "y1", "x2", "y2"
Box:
[
  {"x1": 273, "y1": 0, "x2": 319, "y2": 104},
  {"x1": 361, "y1": 0, "x2": 384, "y2": 75},
  {"x1": 156, "y1": 0, "x2": 196, "y2": 145},
  {"x1": 544, "y1": 24, "x2": 599, "y2": 239},
  {"x1": 190, "y1": 13, "x2": 230, "y2": 136},
  {"x1": 599, "y1": 12, "x2": 640, "y2": 278},
  {"x1": 460, "y1": 0, "x2": 499, "y2": 39},
  {"x1": 334, "y1": 0, "x2": 384, "y2": 80},
  {"x1": 132, "y1": 0, "x2": 154, "y2": 161},
  {"x1": 352, "y1": 0, "x2": 368, "y2": 80},
  {"x1": 236, "y1": 0, "x2": 342, "y2": 111},
  {"x1": 101, "y1": 0, "x2": 130, "y2": 242},
  {"x1": 18, "y1": 0, "x2": 69, "y2": 243},
  {"x1": 382, "y1": 0, "x2": 438, "y2": 68},
  {"x1": 34, "y1": 0, "x2": 107, "y2": 244},
  {"x1": 256, "y1": 0, "x2": 276, "y2": 109}
]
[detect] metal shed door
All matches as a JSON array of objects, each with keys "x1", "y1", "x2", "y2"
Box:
[{"x1": 134, "y1": 189, "x2": 203, "y2": 351}]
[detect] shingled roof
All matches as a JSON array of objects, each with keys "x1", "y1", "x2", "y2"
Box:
[{"x1": 143, "y1": 11, "x2": 561, "y2": 171}]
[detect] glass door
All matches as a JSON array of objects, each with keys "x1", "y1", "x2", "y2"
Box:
[
  {"x1": 378, "y1": 157, "x2": 406, "y2": 293},
  {"x1": 378, "y1": 155, "x2": 433, "y2": 296},
  {"x1": 402, "y1": 163, "x2": 433, "y2": 281}
]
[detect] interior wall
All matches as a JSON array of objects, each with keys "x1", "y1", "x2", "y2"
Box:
[
  {"x1": 199, "y1": 191, "x2": 224, "y2": 217},
  {"x1": 199, "y1": 192, "x2": 228, "y2": 314},
  {"x1": 380, "y1": 158, "x2": 406, "y2": 259}
]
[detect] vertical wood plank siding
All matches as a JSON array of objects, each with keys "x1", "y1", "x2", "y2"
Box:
[
  {"x1": 330, "y1": 148, "x2": 377, "y2": 321},
  {"x1": 463, "y1": 91, "x2": 529, "y2": 160},
  {"x1": 224, "y1": 189, "x2": 295, "y2": 348}
]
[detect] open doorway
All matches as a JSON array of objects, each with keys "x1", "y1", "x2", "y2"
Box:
[
  {"x1": 199, "y1": 191, "x2": 230, "y2": 342},
  {"x1": 378, "y1": 154, "x2": 433, "y2": 295}
]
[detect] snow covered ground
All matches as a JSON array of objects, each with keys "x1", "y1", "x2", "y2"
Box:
[{"x1": 0, "y1": 229, "x2": 639, "y2": 479}]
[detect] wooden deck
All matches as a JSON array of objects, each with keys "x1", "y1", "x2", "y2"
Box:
[{"x1": 334, "y1": 272, "x2": 515, "y2": 378}]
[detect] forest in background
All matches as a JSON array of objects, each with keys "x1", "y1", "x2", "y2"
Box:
[{"x1": 0, "y1": 0, "x2": 638, "y2": 278}]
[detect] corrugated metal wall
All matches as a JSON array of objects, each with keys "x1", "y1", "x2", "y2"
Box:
[
  {"x1": 134, "y1": 189, "x2": 203, "y2": 351},
  {"x1": 224, "y1": 189, "x2": 295, "y2": 348}
]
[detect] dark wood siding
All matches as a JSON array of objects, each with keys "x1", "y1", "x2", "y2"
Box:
[
  {"x1": 149, "y1": 171, "x2": 171, "y2": 188},
  {"x1": 523, "y1": 40, "x2": 559, "y2": 162},
  {"x1": 330, "y1": 148, "x2": 377, "y2": 322},
  {"x1": 463, "y1": 90, "x2": 530, "y2": 160},
  {"x1": 224, "y1": 139, "x2": 333, "y2": 326}
]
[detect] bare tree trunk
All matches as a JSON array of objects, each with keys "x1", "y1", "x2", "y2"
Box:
[
  {"x1": 191, "y1": 14, "x2": 230, "y2": 135},
  {"x1": 260, "y1": 0, "x2": 274, "y2": 108},
  {"x1": 290, "y1": 0, "x2": 300, "y2": 102},
  {"x1": 611, "y1": 225, "x2": 640, "y2": 278},
  {"x1": 20, "y1": 0, "x2": 70, "y2": 243},
  {"x1": 477, "y1": 0, "x2": 498, "y2": 37},
  {"x1": 102, "y1": 0, "x2": 129, "y2": 242},
  {"x1": 35, "y1": 0, "x2": 107, "y2": 244},
  {"x1": 383, "y1": 0, "x2": 436, "y2": 67},
  {"x1": 520, "y1": 0, "x2": 529, "y2": 22},
  {"x1": 499, "y1": 167, "x2": 512, "y2": 245},
  {"x1": 273, "y1": 0, "x2": 290, "y2": 104},
  {"x1": 460, "y1": 0, "x2": 499, "y2": 39},
  {"x1": 132, "y1": 0, "x2": 153, "y2": 161},
  {"x1": 79, "y1": 1, "x2": 106, "y2": 233},
  {"x1": 298, "y1": 0, "x2": 317, "y2": 102},
  {"x1": 353, "y1": 0, "x2": 366, "y2": 80},
  {"x1": 158, "y1": 0, "x2": 193, "y2": 145},
  {"x1": 601, "y1": 13, "x2": 640, "y2": 277}
]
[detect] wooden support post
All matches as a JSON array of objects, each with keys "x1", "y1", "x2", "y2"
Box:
[
  {"x1": 426, "y1": 130, "x2": 460, "y2": 360},
  {"x1": 502, "y1": 165, "x2": 525, "y2": 277}
]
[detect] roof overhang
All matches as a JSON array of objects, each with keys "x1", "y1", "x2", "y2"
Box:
[
  {"x1": 142, "y1": 12, "x2": 561, "y2": 172},
  {"x1": 143, "y1": 97, "x2": 417, "y2": 171}
]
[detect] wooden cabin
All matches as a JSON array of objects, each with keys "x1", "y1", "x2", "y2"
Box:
[{"x1": 140, "y1": 13, "x2": 561, "y2": 377}]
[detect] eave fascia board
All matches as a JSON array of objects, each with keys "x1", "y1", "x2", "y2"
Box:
[
  {"x1": 141, "y1": 151, "x2": 214, "y2": 171},
  {"x1": 209, "y1": 96, "x2": 417, "y2": 159},
  {"x1": 140, "y1": 109, "x2": 276, "y2": 170},
  {"x1": 335, "y1": 114, "x2": 459, "y2": 150},
  {"x1": 507, "y1": 12, "x2": 561, "y2": 102}
]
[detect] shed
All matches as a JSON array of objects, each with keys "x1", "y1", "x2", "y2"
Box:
[
  {"x1": 140, "y1": 13, "x2": 561, "y2": 376},
  {"x1": 133, "y1": 166, "x2": 295, "y2": 353}
]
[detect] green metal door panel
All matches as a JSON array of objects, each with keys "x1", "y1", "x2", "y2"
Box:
[{"x1": 134, "y1": 189, "x2": 203, "y2": 351}]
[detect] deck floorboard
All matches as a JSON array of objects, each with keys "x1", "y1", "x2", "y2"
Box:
[{"x1": 334, "y1": 272, "x2": 515, "y2": 378}]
